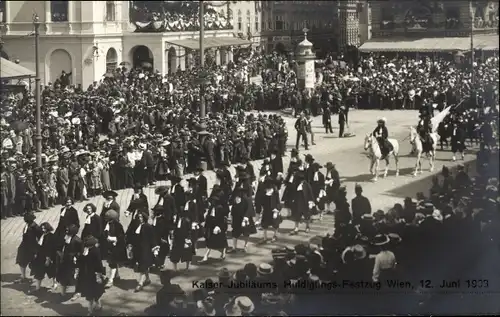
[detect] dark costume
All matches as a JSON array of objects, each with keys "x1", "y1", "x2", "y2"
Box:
[
  {"x1": 152, "y1": 213, "x2": 171, "y2": 267},
  {"x1": 16, "y1": 221, "x2": 40, "y2": 268},
  {"x1": 102, "y1": 219, "x2": 127, "y2": 268},
  {"x1": 30, "y1": 232, "x2": 57, "y2": 280},
  {"x1": 231, "y1": 194, "x2": 257, "y2": 238},
  {"x1": 373, "y1": 124, "x2": 393, "y2": 158},
  {"x1": 291, "y1": 179, "x2": 314, "y2": 222},
  {"x1": 56, "y1": 235, "x2": 82, "y2": 287},
  {"x1": 54, "y1": 206, "x2": 80, "y2": 245},
  {"x1": 169, "y1": 216, "x2": 193, "y2": 264},
  {"x1": 258, "y1": 186, "x2": 282, "y2": 229},
  {"x1": 131, "y1": 222, "x2": 156, "y2": 273},
  {"x1": 204, "y1": 205, "x2": 229, "y2": 250},
  {"x1": 76, "y1": 246, "x2": 106, "y2": 301},
  {"x1": 417, "y1": 117, "x2": 434, "y2": 153}
]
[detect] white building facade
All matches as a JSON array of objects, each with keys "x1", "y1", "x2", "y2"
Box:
[{"x1": 1, "y1": 1, "x2": 261, "y2": 88}]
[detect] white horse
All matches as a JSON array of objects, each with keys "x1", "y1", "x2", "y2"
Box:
[
  {"x1": 409, "y1": 126, "x2": 439, "y2": 176},
  {"x1": 364, "y1": 133, "x2": 400, "y2": 181}
]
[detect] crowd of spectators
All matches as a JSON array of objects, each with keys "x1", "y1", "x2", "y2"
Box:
[
  {"x1": 1, "y1": 49, "x2": 498, "y2": 220},
  {"x1": 131, "y1": 1, "x2": 232, "y2": 32},
  {"x1": 151, "y1": 144, "x2": 499, "y2": 315}
]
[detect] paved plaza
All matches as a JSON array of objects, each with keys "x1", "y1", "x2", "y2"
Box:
[{"x1": 0, "y1": 110, "x2": 477, "y2": 316}]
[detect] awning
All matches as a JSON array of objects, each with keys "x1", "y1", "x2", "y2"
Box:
[
  {"x1": 165, "y1": 37, "x2": 252, "y2": 50},
  {"x1": 359, "y1": 35, "x2": 499, "y2": 53},
  {"x1": 1, "y1": 58, "x2": 35, "y2": 80},
  {"x1": 474, "y1": 34, "x2": 499, "y2": 51}
]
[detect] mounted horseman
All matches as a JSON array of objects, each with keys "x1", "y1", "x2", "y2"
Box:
[
  {"x1": 372, "y1": 118, "x2": 393, "y2": 160},
  {"x1": 417, "y1": 113, "x2": 434, "y2": 154}
]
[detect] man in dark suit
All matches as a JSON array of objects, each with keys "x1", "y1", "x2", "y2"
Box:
[
  {"x1": 351, "y1": 184, "x2": 371, "y2": 225},
  {"x1": 322, "y1": 104, "x2": 333, "y2": 134},
  {"x1": 140, "y1": 143, "x2": 156, "y2": 186},
  {"x1": 338, "y1": 106, "x2": 346, "y2": 138},
  {"x1": 294, "y1": 111, "x2": 308, "y2": 150},
  {"x1": 201, "y1": 131, "x2": 216, "y2": 170}
]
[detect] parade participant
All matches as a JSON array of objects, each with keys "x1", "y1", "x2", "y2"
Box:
[
  {"x1": 55, "y1": 224, "x2": 81, "y2": 297},
  {"x1": 15, "y1": 212, "x2": 39, "y2": 284},
  {"x1": 81, "y1": 203, "x2": 102, "y2": 241},
  {"x1": 125, "y1": 184, "x2": 150, "y2": 218},
  {"x1": 75, "y1": 235, "x2": 106, "y2": 315},
  {"x1": 324, "y1": 162, "x2": 340, "y2": 213},
  {"x1": 310, "y1": 162, "x2": 326, "y2": 219},
  {"x1": 257, "y1": 177, "x2": 282, "y2": 243},
  {"x1": 373, "y1": 118, "x2": 392, "y2": 159},
  {"x1": 290, "y1": 170, "x2": 314, "y2": 234},
  {"x1": 29, "y1": 222, "x2": 57, "y2": 294},
  {"x1": 131, "y1": 211, "x2": 156, "y2": 292},
  {"x1": 229, "y1": 188, "x2": 257, "y2": 252},
  {"x1": 417, "y1": 113, "x2": 434, "y2": 153},
  {"x1": 233, "y1": 166, "x2": 253, "y2": 199},
  {"x1": 282, "y1": 148, "x2": 302, "y2": 209},
  {"x1": 54, "y1": 197, "x2": 80, "y2": 247},
  {"x1": 338, "y1": 106, "x2": 347, "y2": 138},
  {"x1": 451, "y1": 116, "x2": 467, "y2": 161},
  {"x1": 170, "y1": 175, "x2": 185, "y2": 215},
  {"x1": 269, "y1": 149, "x2": 284, "y2": 178},
  {"x1": 304, "y1": 154, "x2": 315, "y2": 183},
  {"x1": 100, "y1": 190, "x2": 120, "y2": 228},
  {"x1": 194, "y1": 167, "x2": 208, "y2": 200},
  {"x1": 151, "y1": 206, "x2": 171, "y2": 270},
  {"x1": 351, "y1": 184, "x2": 372, "y2": 225},
  {"x1": 200, "y1": 194, "x2": 228, "y2": 262},
  {"x1": 169, "y1": 210, "x2": 194, "y2": 271},
  {"x1": 102, "y1": 210, "x2": 126, "y2": 288},
  {"x1": 216, "y1": 159, "x2": 233, "y2": 201}
]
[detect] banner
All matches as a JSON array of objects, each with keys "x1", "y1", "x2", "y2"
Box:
[{"x1": 431, "y1": 105, "x2": 452, "y2": 133}]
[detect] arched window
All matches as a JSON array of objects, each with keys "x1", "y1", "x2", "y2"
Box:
[
  {"x1": 0, "y1": 0, "x2": 6, "y2": 23},
  {"x1": 237, "y1": 10, "x2": 242, "y2": 31},
  {"x1": 246, "y1": 10, "x2": 251, "y2": 33},
  {"x1": 51, "y1": 1, "x2": 68, "y2": 22},
  {"x1": 106, "y1": 1, "x2": 116, "y2": 21},
  {"x1": 106, "y1": 48, "x2": 118, "y2": 72}
]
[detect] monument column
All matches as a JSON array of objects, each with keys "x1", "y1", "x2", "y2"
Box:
[{"x1": 296, "y1": 28, "x2": 316, "y2": 92}]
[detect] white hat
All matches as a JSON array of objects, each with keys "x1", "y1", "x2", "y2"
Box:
[
  {"x1": 378, "y1": 117, "x2": 386, "y2": 123},
  {"x1": 71, "y1": 117, "x2": 81, "y2": 125},
  {"x1": 64, "y1": 112, "x2": 72, "y2": 118},
  {"x1": 138, "y1": 143, "x2": 147, "y2": 150}
]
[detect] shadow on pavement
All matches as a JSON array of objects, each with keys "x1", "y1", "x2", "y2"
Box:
[
  {"x1": 1, "y1": 272, "x2": 20, "y2": 283},
  {"x1": 114, "y1": 278, "x2": 138, "y2": 292}
]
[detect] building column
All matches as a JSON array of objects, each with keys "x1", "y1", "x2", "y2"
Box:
[
  {"x1": 3, "y1": 0, "x2": 10, "y2": 31},
  {"x1": 187, "y1": 51, "x2": 193, "y2": 69},
  {"x1": 227, "y1": 47, "x2": 234, "y2": 63},
  {"x1": 67, "y1": 0, "x2": 74, "y2": 32},
  {"x1": 215, "y1": 49, "x2": 221, "y2": 65},
  {"x1": 45, "y1": 1, "x2": 52, "y2": 33},
  {"x1": 178, "y1": 47, "x2": 185, "y2": 71}
]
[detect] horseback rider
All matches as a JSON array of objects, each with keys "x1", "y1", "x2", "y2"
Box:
[
  {"x1": 417, "y1": 113, "x2": 434, "y2": 152},
  {"x1": 373, "y1": 118, "x2": 392, "y2": 159}
]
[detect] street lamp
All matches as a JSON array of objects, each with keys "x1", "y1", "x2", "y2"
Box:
[
  {"x1": 199, "y1": 0, "x2": 206, "y2": 120},
  {"x1": 33, "y1": 14, "x2": 42, "y2": 168}
]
